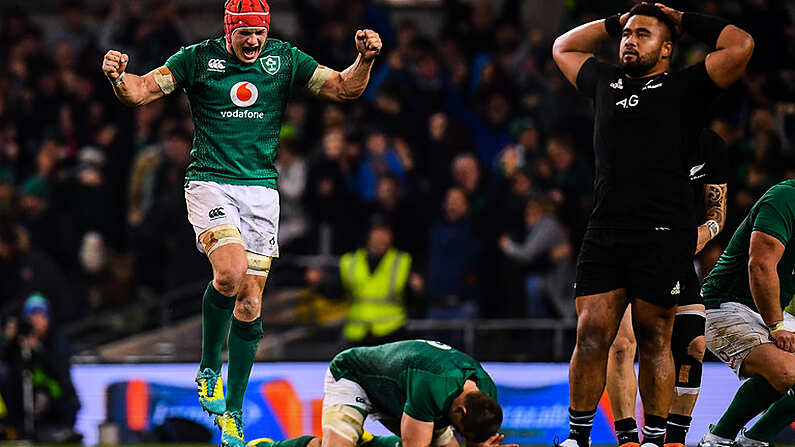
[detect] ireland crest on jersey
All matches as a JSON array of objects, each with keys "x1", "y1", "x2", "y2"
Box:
[{"x1": 261, "y1": 55, "x2": 281, "y2": 75}]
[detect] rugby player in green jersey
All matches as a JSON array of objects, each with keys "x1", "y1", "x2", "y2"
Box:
[
  {"x1": 698, "y1": 179, "x2": 795, "y2": 447},
  {"x1": 101, "y1": 1, "x2": 381, "y2": 445},
  {"x1": 249, "y1": 340, "x2": 514, "y2": 447}
]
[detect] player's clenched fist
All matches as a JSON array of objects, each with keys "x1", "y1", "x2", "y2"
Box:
[
  {"x1": 102, "y1": 50, "x2": 129, "y2": 81},
  {"x1": 355, "y1": 29, "x2": 382, "y2": 61}
]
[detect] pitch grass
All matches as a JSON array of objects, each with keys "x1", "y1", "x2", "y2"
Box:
[{"x1": 36, "y1": 445, "x2": 795, "y2": 447}]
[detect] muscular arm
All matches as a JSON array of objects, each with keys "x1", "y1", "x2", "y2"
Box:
[
  {"x1": 111, "y1": 68, "x2": 173, "y2": 107},
  {"x1": 312, "y1": 29, "x2": 381, "y2": 102},
  {"x1": 704, "y1": 25, "x2": 754, "y2": 88},
  {"x1": 552, "y1": 19, "x2": 612, "y2": 88},
  {"x1": 102, "y1": 50, "x2": 174, "y2": 107},
  {"x1": 695, "y1": 183, "x2": 728, "y2": 254},
  {"x1": 400, "y1": 413, "x2": 434, "y2": 447},
  {"x1": 748, "y1": 230, "x2": 786, "y2": 327},
  {"x1": 312, "y1": 56, "x2": 375, "y2": 102}
]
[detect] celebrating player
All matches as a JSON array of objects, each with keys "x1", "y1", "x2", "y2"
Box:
[
  {"x1": 101, "y1": 1, "x2": 381, "y2": 446},
  {"x1": 699, "y1": 178, "x2": 795, "y2": 447},
  {"x1": 605, "y1": 129, "x2": 729, "y2": 447},
  {"x1": 552, "y1": 3, "x2": 752, "y2": 447}
]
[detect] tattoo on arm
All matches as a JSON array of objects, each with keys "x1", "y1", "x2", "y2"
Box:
[{"x1": 704, "y1": 183, "x2": 728, "y2": 230}]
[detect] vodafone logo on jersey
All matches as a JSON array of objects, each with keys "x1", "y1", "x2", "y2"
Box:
[{"x1": 230, "y1": 81, "x2": 258, "y2": 107}]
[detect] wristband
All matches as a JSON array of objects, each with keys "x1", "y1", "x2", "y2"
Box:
[
  {"x1": 681, "y1": 12, "x2": 730, "y2": 48},
  {"x1": 705, "y1": 220, "x2": 720, "y2": 239},
  {"x1": 605, "y1": 14, "x2": 623, "y2": 38},
  {"x1": 110, "y1": 72, "x2": 125, "y2": 87},
  {"x1": 768, "y1": 321, "x2": 785, "y2": 332}
]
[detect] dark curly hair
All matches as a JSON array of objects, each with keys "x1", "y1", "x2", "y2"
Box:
[{"x1": 628, "y1": 3, "x2": 680, "y2": 43}]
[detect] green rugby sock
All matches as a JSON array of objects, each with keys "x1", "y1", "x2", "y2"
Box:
[
  {"x1": 271, "y1": 436, "x2": 317, "y2": 447},
  {"x1": 745, "y1": 389, "x2": 795, "y2": 442},
  {"x1": 226, "y1": 316, "x2": 263, "y2": 412},
  {"x1": 200, "y1": 281, "x2": 236, "y2": 372},
  {"x1": 364, "y1": 435, "x2": 402, "y2": 447},
  {"x1": 712, "y1": 376, "x2": 781, "y2": 439}
]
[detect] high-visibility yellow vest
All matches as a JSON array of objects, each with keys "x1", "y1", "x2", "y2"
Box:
[{"x1": 339, "y1": 248, "x2": 411, "y2": 342}]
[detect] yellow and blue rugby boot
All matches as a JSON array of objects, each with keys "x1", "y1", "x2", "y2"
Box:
[
  {"x1": 217, "y1": 410, "x2": 246, "y2": 447},
  {"x1": 247, "y1": 437, "x2": 275, "y2": 447},
  {"x1": 196, "y1": 368, "x2": 226, "y2": 415}
]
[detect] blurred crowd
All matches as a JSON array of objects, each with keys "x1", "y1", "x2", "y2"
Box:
[{"x1": 1, "y1": 0, "x2": 794, "y2": 329}]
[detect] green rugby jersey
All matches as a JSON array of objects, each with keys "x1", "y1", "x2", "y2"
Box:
[
  {"x1": 703, "y1": 179, "x2": 795, "y2": 312},
  {"x1": 328, "y1": 340, "x2": 497, "y2": 429},
  {"x1": 165, "y1": 37, "x2": 318, "y2": 188}
]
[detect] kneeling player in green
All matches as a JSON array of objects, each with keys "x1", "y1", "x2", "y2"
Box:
[
  {"x1": 251, "y1": 340, "x2": 514, "y2": 447},
  {"x1": 101, "y1": 1, "x2": 382, "y2": 446},
  {"x1": 699, "y1": 178, "x2": 795, "y2": 447},
  {"x1": 246, "y1": 432, "x2": 402, "y2": 447}
]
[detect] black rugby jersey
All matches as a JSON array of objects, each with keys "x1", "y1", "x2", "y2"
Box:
[{"x1": 576, "y1": 58, "x2": 722, "y2": 230}]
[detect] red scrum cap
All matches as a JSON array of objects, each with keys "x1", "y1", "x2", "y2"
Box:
[{"x1": 224, "y1": 0, "x2": 270, "y2": 50}]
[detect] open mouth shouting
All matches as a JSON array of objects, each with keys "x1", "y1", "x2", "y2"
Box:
[{"x1": 241, "y1": 45, "x2": 260, "y2": 61}]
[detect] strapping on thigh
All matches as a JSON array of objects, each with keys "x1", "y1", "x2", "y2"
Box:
[
  {"x1": 322, "y1": 404, "x2": 365, "y2": 444},
  {"x1": 246, "y1": 251, "x2": 272, "y2": 277},
  {"x1": 199, "y1": 225, "x2": 243, "y2": 255}
]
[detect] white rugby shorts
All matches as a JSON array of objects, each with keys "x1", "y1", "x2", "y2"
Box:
[
  {"x1": 705, "y1": 301, "x2": 795, "y2": 378},
  {"x1": 184, "y1": 180, "x2": 279, "y2": 257}
]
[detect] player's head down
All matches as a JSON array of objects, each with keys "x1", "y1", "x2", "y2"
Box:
[
  {"x1": 620, "y1": 3, "x2": 678, "y2": 77},
  {"x1": 450, "y1": 391, "x2": 503, "y2": 443},
  {"x1": 224, "y1": 0, "x2": 271, "y2": 63}
]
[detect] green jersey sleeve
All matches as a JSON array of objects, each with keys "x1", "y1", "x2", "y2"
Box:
[
  {"x1": 290, "y1": 46, "x2": 319, "y2": 91},
  {"x1": 165, "y1": 45, "x2": 197, "y2": 88},
  {"x1": 404, "y1": 370, "x2": 457, "y2": 422},
  {"x1": 753, "y1": 190, "x2": 795, "y2": 246}
]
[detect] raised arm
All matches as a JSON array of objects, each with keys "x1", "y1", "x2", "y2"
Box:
[
  {"x1": 748, "y1": 231, "x2": 793, "y2": 351},
  {"x1": 552, "y1": 14, "x2": 627, "y2": 88},
  {"x1": 101, "y1": 50, "x2": 174, "y2": 107},
  {"x1": 655, "y1": 4, "x2": 754, "y2": 89},
  {"x1": 695, "y1": 183, "x2": 728, "y2": 254},
  {"x1": 312, "y1": 29, "x2": 382, "y2": 102}
]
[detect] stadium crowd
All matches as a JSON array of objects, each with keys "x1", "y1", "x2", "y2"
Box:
[{"x1": 0, "y1": 0, "x2": 794, "y2": 327}]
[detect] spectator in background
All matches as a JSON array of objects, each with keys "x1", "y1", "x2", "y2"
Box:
[
  {"x1": 0, "y1": 220, "x2": 74, "y2": 324},
  {"x1": 545, "y1": 135, "x2": 592, "y2": 231},
  {"x1": 1, "y1": 294, "x2": 81, "y2": 443},
  {"x1": 351, "y1": 127, "x2": 412, "y2": 202},
  {"x1": 305, "y1": 126, "x2": 361, "y2": 254},
  {"x1": 276, "y1": 138, "x2": 309, "y2": 251},
  {"x1": 451, "y1": 153, "x2": 487, "y2": 217},
  {"x1": 368, "y1": 174, "x2": 425, "y2": 257},
  {"x1": 426, "y1": 187, "x2": 480, "y2": 319},
  {"x1": 499, "y1": 196, "x2": 574, "y2": 318},
  {"x1": 47, "y1": 0, "x2": 94, "y2": 56},
  {"x1": 340, "y1": 222, "x2": 416, "y2": 346}
]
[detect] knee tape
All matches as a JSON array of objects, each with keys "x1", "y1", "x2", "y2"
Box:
[
  {"x1": 246, "y1": 251, "x2": 272, "y2": 277},
  {"x1": 199, "y1": 225, "x2": 242, "y2": 255},
  {"x1": 322, "y1": 404, "x2": 365, "y2": 444},
  {"x1": 432, "y1": 426, "x2": 454, "y2": 447},
  {"x1": 672, "y1": 313, "x2": 705, "y2": 395}
]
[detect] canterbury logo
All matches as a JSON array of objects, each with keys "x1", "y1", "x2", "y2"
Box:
[
  {"x1": 671, "y1": 281, "x2": 681, "y2": 295},
  {"x1": 209, "y1": 207, "x2": 226, "y2": 219},
  {"x1": 208, "y1": 59, "x2": 226, "y2": 72}
]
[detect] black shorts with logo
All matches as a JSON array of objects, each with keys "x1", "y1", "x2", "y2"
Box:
[{"x1": 574, "y1": 228, "x2": 697, "y2": 307}]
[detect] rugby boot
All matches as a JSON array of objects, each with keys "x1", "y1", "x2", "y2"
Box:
[
  {"x1": 557, "y1": 438, "x2": 591, "y2": 447},
  {"x1": 699, "y1": 426, "x2": 735, "y2": 447},
  {"x1": 217, "y1": 410, "x2": 246, "y2": 447},
  {"x1": 735, "y1": 429, "x2": 769, "y2": 447},
  {"x1": 247, "y1": 438, "x2": 274, "y2": 447},
  {"x1": 196, "y1": 367, "x2": 226, "y2": 415}
]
